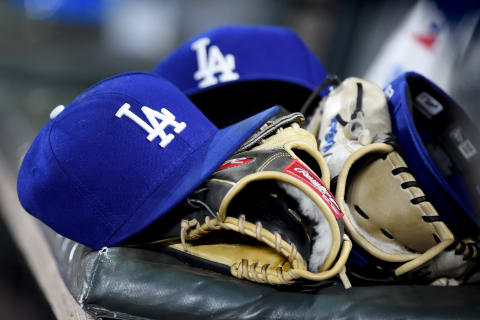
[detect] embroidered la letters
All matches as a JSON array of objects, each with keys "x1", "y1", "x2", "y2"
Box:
[
  {"x1": 115, "y1": 103, "x2": 186, "y2": 148},
  {"x1": 191, "y1": 37, "x2": 239, "y2": 88}
]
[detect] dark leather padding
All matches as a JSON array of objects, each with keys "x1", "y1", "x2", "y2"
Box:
[
  {"x1": 41, "y1": 224, "x2": 480, "y2": 320},
  {"x1": 228, "y1": 179, "x2": 315, "y2": 260}
]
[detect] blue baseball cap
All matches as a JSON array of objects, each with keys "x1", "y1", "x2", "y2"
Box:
[
  {"x1": 17, "y1": 72, "x2": 278, "y2": 250},
  {"x1": 153, "y1": 25, "x2": 327, "y2": 126},
  {"x1": 385, "y1": 71, "x2": 480, "y2": 235}
]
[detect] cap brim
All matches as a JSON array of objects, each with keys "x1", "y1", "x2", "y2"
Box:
[
  {"x1": 183, "y1": 74, "x2": 317, "y2": 97},
  {"x1": 108, "y1": 106, "x2": 279, "y2": 246}
]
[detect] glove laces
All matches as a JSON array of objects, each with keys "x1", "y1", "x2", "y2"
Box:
[
  {"x1": 300, "y1": 74, "x2": 341, "y2": 116},
  {"x1": 181, "y1": 197, "x2": 353, "y2": 288},
  {"x1": 447, "y1": 238, "x2": 480, "y2": 262}
]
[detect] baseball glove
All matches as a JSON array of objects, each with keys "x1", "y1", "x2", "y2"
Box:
[
  {"x1": 305, "y1": 76, "x2": 479, "y2": 284},
  {"x1": 126, "y1": 111, "x2": 352, "y2": 288}
]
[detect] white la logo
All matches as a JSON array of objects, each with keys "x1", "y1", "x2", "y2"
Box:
[
  {"x1": 191, "y1": 37, "x2": 239, "y2": 88},
  {"x1": 115, "y1": 103, "x2": 186, "y2": 148}
]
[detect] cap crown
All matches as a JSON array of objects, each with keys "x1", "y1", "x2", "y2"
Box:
[
  {"x1": 18, "y1": 72, "x2": 217, "y2": 249},
  {"x1": 154, "y1": 25, "x2": 327, "y2": 95}
]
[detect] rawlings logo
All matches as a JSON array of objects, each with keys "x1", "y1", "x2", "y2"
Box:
[
  {"x1": 283, "y1": 160, "x2": 343, "y2": 219},
  {"x1": 293, "y1": 167, "x2": 325, "y2": 192},
  {"x1": 218, "y1": 157, "x2": 253, "y2": 170}
]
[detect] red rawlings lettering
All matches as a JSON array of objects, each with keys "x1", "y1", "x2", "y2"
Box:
[{"x1": 283, "y1": 159, "x2": 343, "y2": 219}]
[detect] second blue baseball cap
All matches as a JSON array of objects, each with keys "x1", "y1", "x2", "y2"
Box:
[
  {"x1": 154, "y1": 25, "x2": 327, "y2": 126},
  {"x1": 386, "y1": 71, "x2": 480, "y2": 235},
  {"x1": 17, "y1": 72, "x2": 278, "y2": 250}
]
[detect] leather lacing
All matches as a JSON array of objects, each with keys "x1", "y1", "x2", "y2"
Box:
[
  {"x1": 183, "y1": 197, "x2": 352, "y2": 288},
  {"x1": 338, "y1": 81, "x2": 443, "y2": 248},
  {"x1": 324, "y1": 79, "x2": 458, "y2": 279},
  {"x1": 446, "y1": 238, "x2": 480, "y2": 262},
  {"x1": 179, "y1": 213, "x2": 301, "y2": 284},
  {"x1": 419, "y1": 238, "x2": 480, "y2": 284},
  {"x1": 392, "y1": 166, "x2": 429, "y2": 206},
  {"x1": 389, "y1": 163, "x2": 445, "y2": 248}
]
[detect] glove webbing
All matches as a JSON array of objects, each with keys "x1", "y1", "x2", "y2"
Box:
[{"x1": 179, "y1": 211, "x2": 352, "y2": 288}]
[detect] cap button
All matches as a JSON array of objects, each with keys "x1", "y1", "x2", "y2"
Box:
[{"x1": 50, "y1": 105, "x2": 65, "y2": 119}]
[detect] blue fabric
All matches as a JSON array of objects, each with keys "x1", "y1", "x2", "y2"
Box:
[
  {"x1": 9, "y1": 0, "x2": 103, "y2": 25},
  {"x1": 386, "y1": 71, "x2": 479, "y2": 233},
  {"x1": 17, "y1": 72, "x2": 278, "y2": 250},
  {"x1": 153, "y1": 25, "x2": 327, "y2": 96}
]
